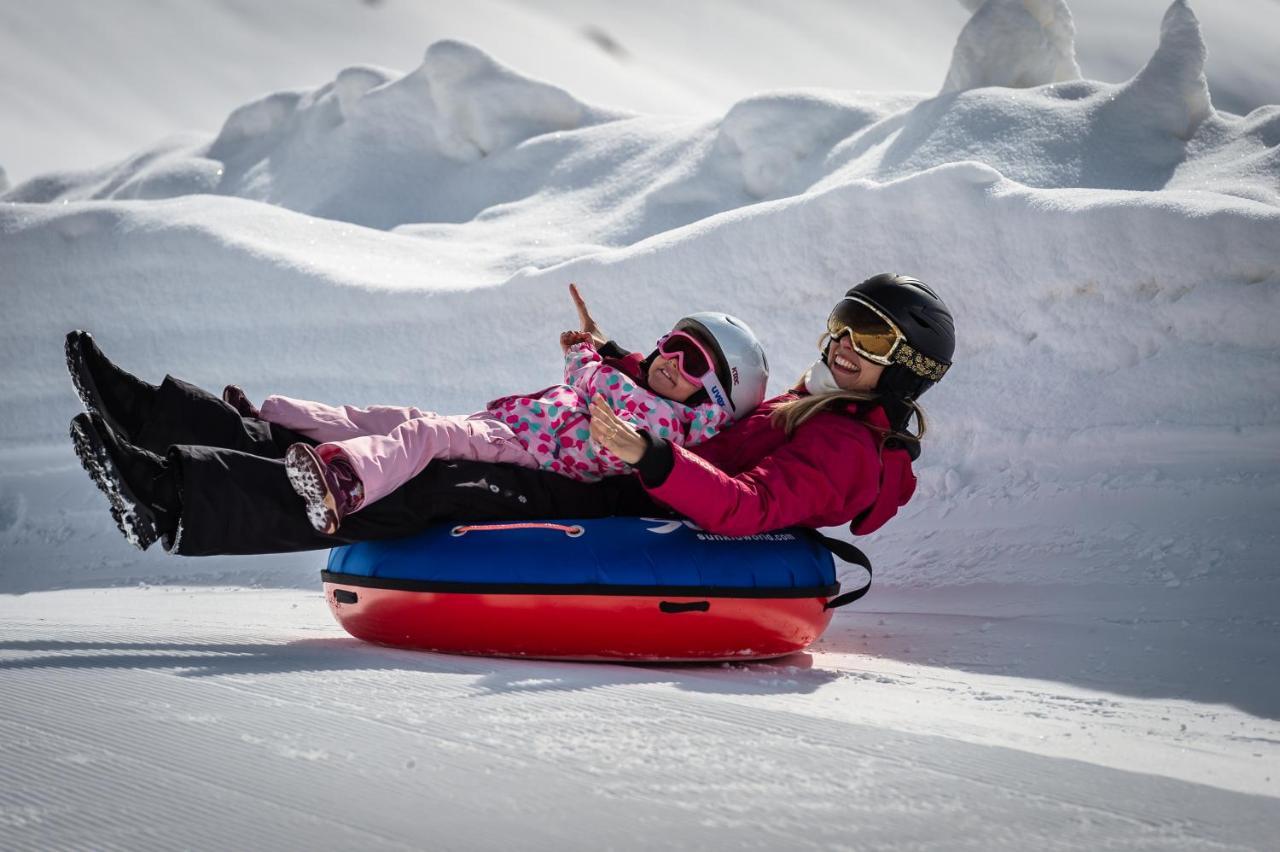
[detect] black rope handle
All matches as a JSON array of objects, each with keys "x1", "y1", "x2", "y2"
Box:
[{"x1": 804, "y1": 530, "x2": 873, "y2": 610}]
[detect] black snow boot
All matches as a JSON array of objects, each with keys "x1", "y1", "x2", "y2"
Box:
[
  {"x1": 70, "y1": 412, "x2": 179, "y2": 551},
  {"x1": 65, "y1": 330, "x2": 159, "y2": 442}
]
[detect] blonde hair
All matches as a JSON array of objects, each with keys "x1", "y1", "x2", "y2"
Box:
[{"x1": 769, "y1": 380, "x2": 928, "y2": 450}]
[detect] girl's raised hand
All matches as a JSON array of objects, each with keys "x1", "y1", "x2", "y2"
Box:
[
  {"x1": 589, "y1": 394, "x2": 646, "y2": 464},
  {"x1": 560, "y1": 330, "x2": 593, "y2": 352},
  {"x1": 569, "y1": 283, "x2": 608, "y2": 348}
]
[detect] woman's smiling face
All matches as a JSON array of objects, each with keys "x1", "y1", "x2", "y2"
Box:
[{"x1": 826, "y1": 333, "x2": 885, "y2": 392}]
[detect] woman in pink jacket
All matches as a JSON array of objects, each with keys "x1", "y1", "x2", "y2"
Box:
[
  {"x1": 64, "y1": 274, "x2": 953, "y2": 555},
  {"x1": 588, "y1": 272, "x2": 953, "y2": 537}
]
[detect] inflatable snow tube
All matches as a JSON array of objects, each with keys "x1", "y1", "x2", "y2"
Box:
[{"x1": 322, "y1": 517, "x2": 872, "y2": 662}]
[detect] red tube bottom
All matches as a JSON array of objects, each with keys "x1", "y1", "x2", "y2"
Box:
[{"x1": 324, "y1": 582, "x2": 834, "y2": 662}]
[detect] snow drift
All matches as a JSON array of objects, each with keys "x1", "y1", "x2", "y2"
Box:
[
  {"x1": 0, "y1": 0, "x2": 1275, "y2": 593},
  {"x1": 1, "y1": 1, "x2": 1279, "y2": 847},
  {"x1": 1, "y1": 0, "x2": 1276, "y2": 593}
]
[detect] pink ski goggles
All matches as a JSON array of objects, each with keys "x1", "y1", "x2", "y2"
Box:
[
  {"x1": 656, "y1": 330, "x2": 733, "y2": 411},
  {"x1": 656, "y1": 331, "x2": 717, "y2": 384}
]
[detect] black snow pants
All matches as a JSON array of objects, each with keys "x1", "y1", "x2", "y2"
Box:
[{"x1": 144, "y1": 376, "x2": 663, "y2": 556}]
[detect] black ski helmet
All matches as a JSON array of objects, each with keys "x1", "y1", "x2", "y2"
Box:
[{"x1": 833, "y1": 273, "x2": 955, "y2": 400}]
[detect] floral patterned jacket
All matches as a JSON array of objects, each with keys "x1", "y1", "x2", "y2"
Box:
[{"x1": 485, "y1": 342, "x2": 731, "y2": 481}]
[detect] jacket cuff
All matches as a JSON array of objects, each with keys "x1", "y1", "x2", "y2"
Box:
[
  {"x1": 598, "y1": 339, "x2": 631, "y2": 359},
  {"x1": 634, "y1": 430, "x2": 675, "y2": 486}
]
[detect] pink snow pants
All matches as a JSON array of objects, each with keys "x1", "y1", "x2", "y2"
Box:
[{"x1": 259, "y1": 396, "x2": 538, "y2": 508}]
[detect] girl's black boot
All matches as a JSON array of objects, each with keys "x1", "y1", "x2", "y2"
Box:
[
  {"x1": 65, "y1": 330, "x2": 159, "y2": 442},
  {"x1": 69, "y1": 412, "x2": 179, "y2": 550}
]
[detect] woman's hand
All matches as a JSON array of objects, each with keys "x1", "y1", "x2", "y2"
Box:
[
  {"x1": 560, "y1": 330, "x2": 593, "y2": 353},
  {"x1": 569, "y1": 283, "x2": 608, "y2": 348},
  {"x1": 589, "y1": 394, "x2": 646, "y2": 464}
]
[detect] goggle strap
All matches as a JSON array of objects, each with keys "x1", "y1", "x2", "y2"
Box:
[
  {"x1": 699, "y1": 371, "x2": 734, "y2": 413},
  {"x1": 893, "y1": 343, "x2": 950, "y2": 381}
]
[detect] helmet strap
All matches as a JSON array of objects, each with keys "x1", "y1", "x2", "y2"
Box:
[{"x1": 699, "y1": 371, "x2": 734, "y2": 414}]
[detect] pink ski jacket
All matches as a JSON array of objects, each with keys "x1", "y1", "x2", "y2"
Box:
[
  {"x1": 486, "y1": 342, "x2": 731, "y2": 482},
  {"x1": 644, "y1": 391, "x2": 918, "y2": 537}
]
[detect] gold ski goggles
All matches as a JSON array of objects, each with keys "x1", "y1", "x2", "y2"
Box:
[{"x1": 825, "y1": 295, "x2": 950, "y2": 382}]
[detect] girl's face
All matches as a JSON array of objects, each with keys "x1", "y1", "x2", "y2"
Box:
[
  {"x1": 826, "y1": 333, "x2": 885, "y2": 392},
  {"x1": 648, "y1": 354, "x2": 702, "y2": 403}
]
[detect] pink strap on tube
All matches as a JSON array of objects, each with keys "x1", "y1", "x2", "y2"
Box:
[{"x1": 450, "y1": 522, "x2": 585, "y2": 538}]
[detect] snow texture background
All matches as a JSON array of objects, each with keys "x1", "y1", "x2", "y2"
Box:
[{"x1": 1, "y1": 1, "x2": 1278, "y2": 849}]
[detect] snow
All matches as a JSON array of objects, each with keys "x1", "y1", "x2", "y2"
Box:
[
  {"x1": 5, "y1": 0, "x2": 1280, "y2": 184},
  {"x1": 2, "y1": 586, "x2": 1277, "y2": 848},
  {"x1": 941, "y1": 0, "x2": 1082, "y2": 93},
  {"x1": 3, "y1": 0, "x2": 1280, "y2": 848}
]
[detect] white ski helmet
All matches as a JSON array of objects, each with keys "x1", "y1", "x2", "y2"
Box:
[{"x1": 673, "y1": 312, "x2": 769, "y2": 420}]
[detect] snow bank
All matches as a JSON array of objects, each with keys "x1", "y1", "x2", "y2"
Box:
[
  {"x1": 0, "y1": 0, "x2": 1274, "y2": 693},
  {"x1": 2, "y1": 2, "x2": 1275, "y2": 432},
  {"x1": 942, "y1": 0, "x2": 1082, "y2": 93},
  {"x1": 2, "y1": 0, "x2": 1277, "y2": 606},
  {"x1": 2, "y1": 2, "x2": 1279, "y2": 845},
  {"x1": 823, "y1": 1, "x2": 1280, "y2": 200},
  {"x1": 1067, "y1": 0, "x2": 1279, "y2": 116},
  {"x1": 1120, "y1": 0, "x2": 1212, "y2": 138},
  {"x1": 5, "y1": 1, "x2": 1277, "y2": 185},
  {"x1": 0, "y1": 0, "x2": 981, "y2": 184}
]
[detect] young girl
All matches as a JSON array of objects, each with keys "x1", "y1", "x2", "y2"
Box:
[{"x1": 236, "y1": 312, "x2": 769, "y2": 535}]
